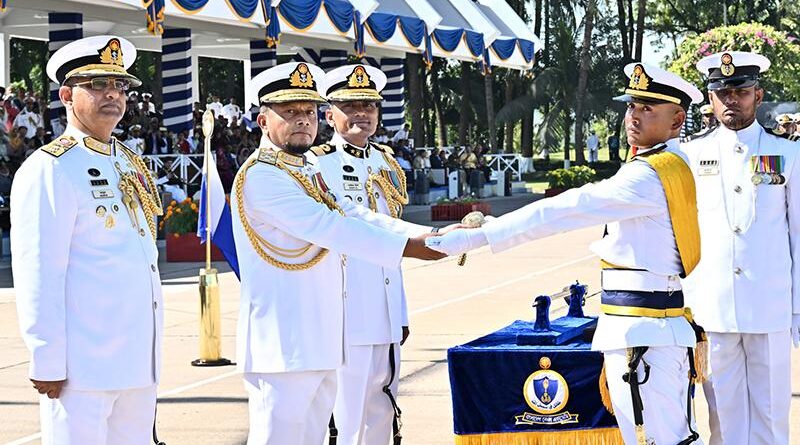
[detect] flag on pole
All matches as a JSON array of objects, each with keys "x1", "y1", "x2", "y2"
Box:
[{"x1": 197, "y1": 150, "x2": 240, "y2": 279}]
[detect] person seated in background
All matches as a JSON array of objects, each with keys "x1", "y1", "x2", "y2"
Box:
[
  {"x1": 459, "y1": 146, "x2": 478, "y2": 178},
  {"x1": 175, "y1": 130, "x2": 192, "y2": 154},
  {"x1": 7, "y1": 126, "x2": 29, "y2": 165},
  {"x1": 0, "y1": 161, "x2": 12, "y2": 196},
  {"x1": 125, "y1": 124, "x2": 145, "y2": 155}
]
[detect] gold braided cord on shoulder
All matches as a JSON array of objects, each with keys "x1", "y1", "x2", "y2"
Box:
[
  {"x1": 365, "y1": 173, "x2": 404, "y2": 218},
  {"x1": 119, "y1": 147, "x2": 164, "y2": 214},
  {"x1": 234, "y1": 157, "x2": 343, "y2": 271},
  {"x1": 115, "y1": 148, "x2": 163, "y2": 240}
]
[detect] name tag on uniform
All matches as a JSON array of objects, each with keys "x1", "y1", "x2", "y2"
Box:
[
  {"x1": 344, "y1": 182, "x2": 363, "y2": 191},
  {"x1": 698, "y1": 159, "x2": 719, "y2": 176},
  {"x1": 92, "y1": 189, "x2": 115, "y2": 199}
]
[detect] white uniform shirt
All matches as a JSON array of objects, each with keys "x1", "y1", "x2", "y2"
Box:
[
  {"x1": 681, "y1": 122, "x2": 800, "y2": 333},
  {"x1": 206, "y1": 101, "x2": 223, "y2": 118},
  {"x1": 232, "y1": 138, "x2": 429, "y2": 374},
  {"x1": 12, "y1": 125, "x2": 163, "y2": 390},
  {"x1": 481, "y1": 139, "x2": 696, "y2": 350},
  {"x1": 124, "y1": 136, "x2": 145, "y2": 155},
  {"x1": 314, "y1": 133, "x2": 408, "y2": 346},
  {"x1": 14, "y1": 110, "x2": 43, "y2": 138}
]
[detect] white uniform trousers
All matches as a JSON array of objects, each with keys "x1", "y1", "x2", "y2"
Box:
[
  {"x1": 40, "y1": 384, "x2": 157, "y2": 445},
  {"x1": 703, "y1": 331, "x2": 791, "y2": 445},
  {"x1": 244, "y1": 370, "x2": 337, "y2": 445},
  {"x1": 604, "y1": 347, "x2": 702, "y2": 445},
  {"x1": 333, "y1": 344, "x2": 399, "y2": 445}
]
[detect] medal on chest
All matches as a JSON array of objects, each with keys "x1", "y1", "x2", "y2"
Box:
[{"x1": 751, "y1": 155, "x2": 785, "y2": 185}]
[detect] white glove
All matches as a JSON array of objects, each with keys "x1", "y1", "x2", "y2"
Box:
[
  {"x1": 425, "y1": 228, "x2": 488, "y2": 256},
  {"x1": 792, "y1": 314, "x2": 800, "y2": 348}
]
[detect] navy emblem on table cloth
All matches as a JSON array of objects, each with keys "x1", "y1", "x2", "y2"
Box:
[{"x1": 516, "y1": 357, "x2": 578, "y2": 425}]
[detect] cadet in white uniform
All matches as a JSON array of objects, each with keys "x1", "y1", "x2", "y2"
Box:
[
  {"x1": 233, "y1": 62, "x2": 446, "y2": 445},
  {"x1": 12, "y1": 36, "x2": 164, "y2": 445},
  {"x1": 429, "y1": 63, "x2": 706, "y2": 445},
  {"x1": 313, "y1": 64, "x2": 410, "y2": 444},
  {"x1": 681, "y1": 51, "x2": 800, "y2": 445}
]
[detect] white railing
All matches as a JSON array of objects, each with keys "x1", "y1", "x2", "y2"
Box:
[
  {"x1": 142, "y1": 154, "x2": 204, "y2": 194},
  {"x1": 485, "y1": 154, "x2": 525, "y2": 181}
]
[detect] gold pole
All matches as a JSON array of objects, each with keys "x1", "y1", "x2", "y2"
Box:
[{"x1": 192, "y1": 111, "x2": 231, "y2": 367}]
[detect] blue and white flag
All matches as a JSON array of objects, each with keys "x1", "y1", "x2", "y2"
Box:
[{"x1": 197, "y1": 150, "x2": 240, "y2": 279}]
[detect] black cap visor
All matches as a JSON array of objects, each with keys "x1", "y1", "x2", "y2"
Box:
[{"x1": 707, "y1": 76, "x2": 758, "y2": 91}]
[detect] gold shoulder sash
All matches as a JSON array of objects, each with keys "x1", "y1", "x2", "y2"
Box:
[
  {"x1": 640, "y1": 151, "x2": 700, "y2": 276},
  {"x1": 234, "y1": 157, "x2": 343, "y2": 271}
]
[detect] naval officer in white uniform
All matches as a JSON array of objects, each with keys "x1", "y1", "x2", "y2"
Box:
[
  {"x1": 12, "y1": 36, "x2": 164, "y2": 445},
  {"x1": 428, "y1": 63, "x2": 706, "y2": 445},
  {"x1": 312, "y1": 64, "x2": 410, "y2": 444},
  {"x1": 233, "y1": 62, "x2": 448, "y2": 445},
  {"x1": 681, "y1": 51, "x2": 800, "y2": 445}
]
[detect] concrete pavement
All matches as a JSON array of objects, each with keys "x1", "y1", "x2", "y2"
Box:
[{"x1": 1, "y1": 192, "x2": 799, "y2": 444}]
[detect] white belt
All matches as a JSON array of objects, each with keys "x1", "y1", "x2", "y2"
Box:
[{"x1": 601, "y1": 269, "x2": 681, "y2": 293}]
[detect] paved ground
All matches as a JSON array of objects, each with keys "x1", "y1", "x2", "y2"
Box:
[{"x1": 1, "y1": 192, "x2": 799, "y2": 444}]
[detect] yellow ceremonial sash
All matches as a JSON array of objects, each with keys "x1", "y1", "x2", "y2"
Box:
[{"x1": 640, "y1": 151, "x2": 701, "y2": 276}]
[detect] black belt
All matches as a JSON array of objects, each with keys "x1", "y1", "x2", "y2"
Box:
[{"x1": 601, "y1": 290, "x2": 685, "y2": 318}]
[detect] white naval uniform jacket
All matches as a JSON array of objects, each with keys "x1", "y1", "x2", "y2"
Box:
[
  {"x1": 232, "y1": 139, "x2": 430, "y2": 374},
  {"x1": 11, "y1": 125, "x2": 163, "y2": 391},
  {"x1": 312, "y1": 134, "x2": 408, "y2": 346},
  {"x1": 680, "y1": 122, "x2": 800, "y2": 333},
  {"x1": 481, "y1": 138, "x2": 696, "y2": 351}
]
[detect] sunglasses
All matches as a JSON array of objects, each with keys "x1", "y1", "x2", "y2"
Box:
[{"x1": 72, "y1": 78, "x2": 131, "y2": 92}]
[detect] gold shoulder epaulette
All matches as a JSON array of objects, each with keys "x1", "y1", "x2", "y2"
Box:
[
  {"x1": 40, "y1": 135, "x2": 78, "y2": 157},
  {"x1": 310, "y1": 144, "x2": 335, "y2": 157},
  {"x1": 257, "y1": 148, "x2": 279, "y2": 165},
  {"x1": 373, "y1": 143, "x2": 394, "y2": 155},
  {"x1": 765, "y1": 127, "x2": 800, "y2": 142}
]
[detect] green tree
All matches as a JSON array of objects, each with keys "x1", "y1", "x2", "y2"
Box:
[
  {"x1": 198, "y1": 57, "x2": 245, "y2": 105},
  {"x1": 667, "y1": 23, "x2": 800, "y2": 101},
  {"x1": 9, "y1": 38, "x2": 48, "y2": 96}
]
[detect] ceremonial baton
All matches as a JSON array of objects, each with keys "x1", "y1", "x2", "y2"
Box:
[
  {"x1": 192, "y1": 111, "x2": 231, "y2": 367},
  {"x1": 457, "y1": 211, "x2": 486, "y2": 266}
]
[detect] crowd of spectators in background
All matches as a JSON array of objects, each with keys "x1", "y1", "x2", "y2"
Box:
[{"x1": 0, "y1": 85, "x2": 424, "y2": 201}]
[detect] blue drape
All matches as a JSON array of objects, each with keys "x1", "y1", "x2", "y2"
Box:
[
  {"x1": 172, "y1": 0, "x2": 209, "y2": 12},
  {"x1": 323, "y1": 0, "x2": 356, "y2": 33},
  {"x1": 432, "y1": 28, "x2": 463, "y2": 53},
  {"x1": 464, "y1": 30, "x2": 484, "y2": 58},
  {"x1": 226, "y1": 0, "x2": 260, "y2": 19},
  {"x1": 278, "y1": 0, "x2": 324, "y2": 30},
  {"x1": 144, "y1": 0, "x2": 165, "y2": 35},
  {"x1": 366, "y1": 13, "x2": 398, "y2": 42},
  {"x1": 353, "y1": 10, "x2": 365, "y2": 56},
  {"x1": 518, "y1": 39, "x2": 535, "y2": 63},
  {"x1": 492, "y1": 38, "x2": 517, "y2": 60},
  {"x1": 399, "y1": 16, "x2": 425, "y2": 47},
  {"x1": 423, "y1": 28, "x2": 433, "y2": 68},
  {"x1": 266, "y1": 4, "x2": 280, "y2": 46}
]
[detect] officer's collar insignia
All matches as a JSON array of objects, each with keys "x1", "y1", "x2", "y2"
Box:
[
  {"x1": 347, "y1": 66, "x2": 371, "y2": 88},
  {"x1": 40, "y1": 135, "x2": 78, "y2": 157},
  {"x1": 277, "y1": 150, "x2": 306, "y2": 167},
  {"x1": 720, "y1": 53, "x2": 735, "y2": 77},
  {"x1": 84, "y1": 136, "x2": 112, "y2": 156},
  {"x1": 99, "y1": 38, "x2": 124, "y2": 67},
  {"x1": 343, "y1": 144, "x2": 369, "y2": 159},
  {"x1": 258, "y1": 148, "x2": 279, "y2": 165},
  {"x1": 628, "y1": 64, "x2": 651, "y2": 91},
  {"x1": 289, "y1": 63, "x2": 315, "y2": 88}
]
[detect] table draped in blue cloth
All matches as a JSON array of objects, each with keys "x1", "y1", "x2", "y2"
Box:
[{"x1": 447, "y1": 320, "x2": 622, "y2": 444}]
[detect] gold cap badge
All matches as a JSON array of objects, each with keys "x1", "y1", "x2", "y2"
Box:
[
  {"x1": 720, "y1": 53, "x2": 735, "y2": 77},
  {"x1": 289, "y1": 63, "x2": 315, "y2": 88},
  {"x1": 99, "y1": 38, "x2": 124, "y2": 67},
  {"x1": 347, "y1": 66, "x2": 371, "y2": 88},
  {"x1": 628, "y1": 64, "x2": 651, "y2": 91}
]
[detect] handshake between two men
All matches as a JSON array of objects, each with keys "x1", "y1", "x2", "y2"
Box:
[{"x1": 404, "y1": 211, "x2": 492, "y2": 261}]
